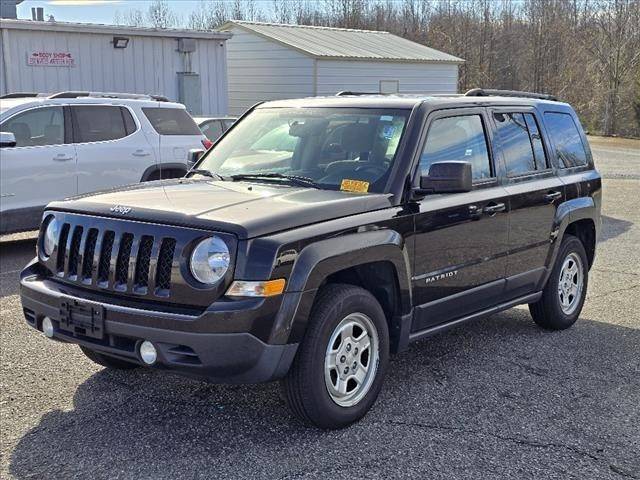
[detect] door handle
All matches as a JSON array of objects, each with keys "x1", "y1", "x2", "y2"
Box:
[
  {"x1": 483, "y1": 202, "x2": 506, "y2": 215},
  {"x1": 132, "y1": 150, "x2": 151, "y2": 157},
  {"x1": 544, "y1": 191, "x2": 562, "y2": 203},
  {"x1": 53, "y1": 154, "x2": 74, "y2": 162}
]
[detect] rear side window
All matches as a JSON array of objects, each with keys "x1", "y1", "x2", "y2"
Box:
[
  {"x1": 493, "y1": 112, "x2": 536, "y2": 176},
  {"x1": 73, "y1": 106, "x2": 127, "y2": 143},
  {"x1": 543, "y1": 112, "x2": 588, "y2": 168},
  {"x1": 142, "y1": 108, "x2": 201, "y2": 136},
  {"x1": 121, "y1": 107, "x2": 137, "y2": 135},
  {"x1": 420, "y1": 115, "x2": 492, "y2": 181}
]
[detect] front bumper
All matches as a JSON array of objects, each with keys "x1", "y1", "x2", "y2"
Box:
[{"x1": 20, "y1": 261, "x2": 298, "y2": 383}]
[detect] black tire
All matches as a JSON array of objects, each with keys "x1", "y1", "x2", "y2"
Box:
[
  {"x1": 529, "y1": 234, "x2": 589, "y2": 330},
  {"x1": 79, "y1": 346, "x2": 139, "y2": 370},
  {"x1": 281, "y1": 284, "x2": 390, "y2": 430}
]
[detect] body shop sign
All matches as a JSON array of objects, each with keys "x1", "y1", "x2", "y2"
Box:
[{"x1": 27, "y1": 51, "x2": 76, "y2": 67}]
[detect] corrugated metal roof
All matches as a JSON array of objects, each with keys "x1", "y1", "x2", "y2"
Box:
[
  {"x1": 220, "y1": 21, "x2": 464, "y2": 63},
  {"x1": 1, "y1": 19, "x2": 232, "y2": 40}
]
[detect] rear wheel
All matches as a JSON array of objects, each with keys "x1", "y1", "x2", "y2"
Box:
[
  {"x1": 529, "y1": 234, "x2": 588, "y2": 330},
  {"x1": 281, "y1": 284, "x2": 389, "y2": 429},
  {"x1": 79, "y1": 346, "x2": 139, "y2": 370}
]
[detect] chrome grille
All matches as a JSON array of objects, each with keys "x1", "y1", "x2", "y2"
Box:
[
  {"x1": 54, "y1": 220, "x2": 177, "y2": 298},
  {"x1": 114, "y1": 233, "x2": 133, "y2": 288},
  {"x1": 155, "y1": 238, "x2": 176, "y2": 295},
  {"x1": 43, "y1": 212, "x2": 235, "y2": 309}
]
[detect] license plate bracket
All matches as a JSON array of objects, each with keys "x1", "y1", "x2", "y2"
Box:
[{"x1": 59, "y1": 298, "x2": 105, "y2": 339}]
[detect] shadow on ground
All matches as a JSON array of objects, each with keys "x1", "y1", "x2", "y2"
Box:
[
  {"x1": 9, "y1": 311, "x2": 640, "y2": 479},
  {"x1": 600, "y1": 215, "x2": 634, "y2": 242}
]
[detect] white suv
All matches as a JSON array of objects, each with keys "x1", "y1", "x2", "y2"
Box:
[{"x1": 0, "y1": 92, "x2": 207, "y2": 234}]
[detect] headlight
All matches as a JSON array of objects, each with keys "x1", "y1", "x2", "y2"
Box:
[
  {"x1": 42, "y1": 217, "x2": 59, "y2": 258},
  {"x1": 189, "y1": 236, "x2": 230, "y2": 284}
]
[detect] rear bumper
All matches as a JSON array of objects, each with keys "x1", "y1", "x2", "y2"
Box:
[{"x1": 20, "y1": 262, "x2": 298, "y2": 383}]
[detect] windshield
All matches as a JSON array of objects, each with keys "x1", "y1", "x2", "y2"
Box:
[{"x1": 197, "y1": 107, "x2": 409, "y2": 193}]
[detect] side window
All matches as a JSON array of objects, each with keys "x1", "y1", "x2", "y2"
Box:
[
  {"x1": 420, "y1": 114, "x2": 492, "y2": 181},
  {"x1": 142, "y1": 108, "x2": 202, "y2": 136},
  {"x1": 222, "y1": 119, "x2": 235, "y2": 130},
  {"x1": 1, "y1": 106, "x2": 65, "y2": 147},
  {"x1": 73, "y1": 106, "x2": 127, "y2": 143},
  {"x1": 201, "y1": 120, "x2": 223, "y2": 141},
  {"x1": 543, "y1": 112, "x2": 588, "y2": 168},
  {"x1": 493, "y1": 112, "x2": 536, "y2": 176},
  {"x1": 523, "y1": 113, "x2": 547, "y2": 170},
  {"x1": 250, "y1": 124, "x2": 299, "y2": 153}
]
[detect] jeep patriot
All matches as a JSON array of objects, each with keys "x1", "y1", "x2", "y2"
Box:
[{"x1": 20, "y1": 89, "x2": 601, "y2": 429}]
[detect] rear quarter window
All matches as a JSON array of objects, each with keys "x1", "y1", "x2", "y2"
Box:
[
  {"x1": 543, "y1": 112, "x2": 588, "y2": 168},
  {"x1": 142, "y1": 108, "x2": 202, "y2": 136}
]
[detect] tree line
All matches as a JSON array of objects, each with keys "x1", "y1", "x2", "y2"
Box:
[{"x1": 115, "y1": 0, "x2": 640, "y2": 137}]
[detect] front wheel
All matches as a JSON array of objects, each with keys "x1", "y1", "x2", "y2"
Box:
[
  {"x1": 281, "y1": 284, "x2": 389, "y2": 429},
  {"x1": 529, "y1": 234, "x2": 589, "y2": 330}
]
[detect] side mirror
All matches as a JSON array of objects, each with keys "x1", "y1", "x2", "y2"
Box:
[
  {"x1": 187, "y1": 148, "x2": 205, "y2": 167},
  {"x1": 418, "y1": 161, "x2": 472, "y2": 194},
  {"x1": 0, "y1": 132, "x2": 16, "y2": 148}
]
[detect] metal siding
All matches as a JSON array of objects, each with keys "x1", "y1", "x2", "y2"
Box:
[
  {"x1": 0, "y1": 27, "x2": 228, "y2": 114},
  {"x1": 226, "y1": 27, "x2": 314, "y2": 115},
  {"x1": 316, "y1": 60, "x2": 459, "y2": 96}
]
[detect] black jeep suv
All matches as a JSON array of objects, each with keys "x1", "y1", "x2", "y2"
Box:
[{"x1": 20, "y1": 89, "x2": 601, "y2": 429}]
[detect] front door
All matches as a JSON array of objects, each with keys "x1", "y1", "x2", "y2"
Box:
[
  {"x1": 411, "y1": 109, "x2": 510, "y2": 331},
  {"x1": 0, "y1": 105, "x2": 76, "y2": 232},
  {"x1": 490, "y1": 109, "x2": 563, "y2": 298}
]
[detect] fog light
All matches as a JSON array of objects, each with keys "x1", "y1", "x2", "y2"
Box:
[
  {"x1": 139, "y1": 340, "x2": 157, "y2": 365},
  {"x1": 42, "y1": 317, "x2": 54, "y2": 338}
]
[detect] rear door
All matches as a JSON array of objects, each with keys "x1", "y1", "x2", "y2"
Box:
[
  {"x1": 0, "y1": 105, "x2": 76, "y2": 232},
  {"x1": 71, "y1": 105, "x2": 156, "y2": 194},
  {"x1": 141, "y1": 106, "x2": 205, "y2": 166},
  {"x1": 411, "y1": 108, "x2": 510, "y2": 331},
  {"x1": 490, "y1": 109, "x2": 564, "y2": 298}
]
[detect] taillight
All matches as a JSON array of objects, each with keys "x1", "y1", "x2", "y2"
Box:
[{"x1": 202, "y1": 138, "x2": 213, "y2": 150}]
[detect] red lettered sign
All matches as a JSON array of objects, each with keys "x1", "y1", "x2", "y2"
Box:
[{"x1": 27, "y1": 51, "x2": 76, "y2": 67}]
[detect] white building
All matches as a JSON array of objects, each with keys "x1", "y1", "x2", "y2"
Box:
[
  {"x1": 219, "y1": 20, "x2": 464, "y2": 116},
  {"x1": 0, "y1": 19, "x2": 231, "y2": 115}
]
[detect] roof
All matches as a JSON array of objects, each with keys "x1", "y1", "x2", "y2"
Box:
[
  {"x1": 0, "y1": 95, "x2": 185, "y2": 117},
  {"x1": 0, "y1": 19, "x2": 232, "y2": 40},
  {"x1": 257, "y1": 94, "x2": 566, "y2": 110},
  {"x1": 219, "y1": 20, "x2": 463, "y2": 64}
]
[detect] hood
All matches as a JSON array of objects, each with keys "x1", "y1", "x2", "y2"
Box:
[{"x1": 49, "y1": 179, "x2": 393, "y2": 239}]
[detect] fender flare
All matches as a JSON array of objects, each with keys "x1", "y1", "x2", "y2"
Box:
[
  {"x1": 269, "y1": 229, "x2": 413, "y2": 346},
  {"x1": 542, "y1": 196, "x2": 599, "y2": 284},
  {"x1": 140, "y1": 162, "x2": 187, "y2": 182}
]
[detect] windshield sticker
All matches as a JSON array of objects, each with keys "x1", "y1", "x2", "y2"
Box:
[
  {"x1": 341, "y1": 179, "x2": 370, "y2": 193},
  {"x1": 382, "y1": 125, "x2": 396, "y2": 139},
  {"x1": 380, "y1": 115, "x2": 394, "y2": 122},
  {"x1": 465, "y1": 148, "x2": 473, "y2": 156}
]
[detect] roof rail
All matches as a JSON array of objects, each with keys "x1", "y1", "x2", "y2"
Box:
[
  {"x1": 0, "y1": 92, "x2": 41, "y2": 99},
  {"x1": 335, "y1": 91, "x2": 381, "y2": 96},
  {"x1": 48, "y1": 91, "x2": 170, "y2": 102},
  {"x1": 464, "y1": 88, "x2": 558, "y2": 101}
]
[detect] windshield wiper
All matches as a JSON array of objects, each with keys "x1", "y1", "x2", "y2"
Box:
[
  {"x1": 230, "y1": 173, "x2": 321, "y2": 189},
  {"x1": 186, "y1": 169, "x2": 225, "y2": 181}
]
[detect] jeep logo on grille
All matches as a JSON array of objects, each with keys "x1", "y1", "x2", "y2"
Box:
[{"x1": 110, "y1": 205, "x2": 131, "y2": 215}]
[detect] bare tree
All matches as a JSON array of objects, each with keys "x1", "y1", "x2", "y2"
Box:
[
  {"x1": 147, "y1": 0, "x2": 180, "y2": 29},
  {"x1": 584, "y1": 0, "x2": 640, "y2": 135}
]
